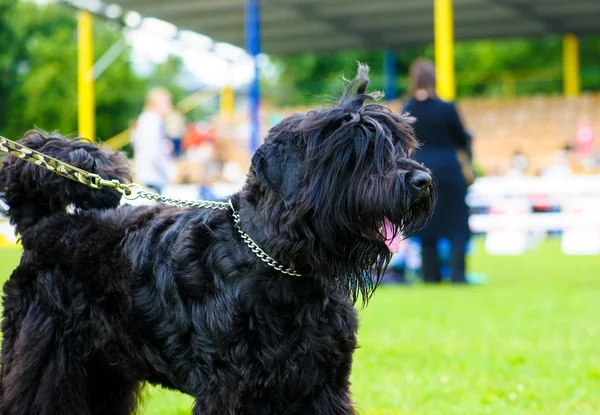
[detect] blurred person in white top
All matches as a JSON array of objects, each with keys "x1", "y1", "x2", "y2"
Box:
[{"x1": 131, "y1": 88, "x2": 178, "y2": 194}]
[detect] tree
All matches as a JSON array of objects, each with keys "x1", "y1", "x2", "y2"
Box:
[
  {"x1": 0, "y1": 1, "x2": 186, "y2": 142},
  {"x1": 0, "y1": 0, "x2": 20, "y2": 135},
  {"x1": 268, "y1": 35, "x2": 600, "y2": 106},
  {"x1": 1, "y1": 2, "x2": 146, "y2": 141},
  {"x1": 265, "y1": 50, "x2": 387, "y2": 107},
  {"x1": 581, "y1": 36, "x2": 600, "y2": 91}
]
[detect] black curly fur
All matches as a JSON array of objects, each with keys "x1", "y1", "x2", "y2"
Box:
[
  {"x1": 0, "y1": 64, "x2": 435, "y2": 415},
  {"x1": 0, "y1": 131, "x2": 131, "y2": 234}
]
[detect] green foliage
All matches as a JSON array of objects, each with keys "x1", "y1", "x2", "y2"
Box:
[
  {"x1": 265, "y1": 50, "x2": 387, "y2": 107},
  {"x1": 0, "y1": 0, "x2": 20, "y2": 130},
  {"x1": 268, "y1": 36, "x2": 600, "y2": 106},
  {"x1": 450, "y1": 37, "x2": 563, "y2": 97},
  {"x1": 0, "y1": 1, "x2": 185, "y2": 142},
  {"x1": 1, "y1": 238, "x2": 599, "y2": 414},
  {"x1": 581, "y1": 36, "x2": 600, "y2": 90}
]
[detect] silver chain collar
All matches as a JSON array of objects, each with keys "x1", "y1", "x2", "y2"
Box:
[
  {"x1": 228, "y1": 200, "x2": 301, "y2": 277},
  {"x1": 135, "y1": 191, "x2": 301, "y2": 277}
]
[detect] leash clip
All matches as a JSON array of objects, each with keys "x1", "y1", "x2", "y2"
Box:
[{"x1": 93, "y1": 176, "x2": 140, "y2": 200}]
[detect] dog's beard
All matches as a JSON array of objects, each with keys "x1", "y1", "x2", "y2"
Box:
[
  {"x1": 398, "y1": 184, "x2": 437, "y2": 238},
  {"x1": 296, "y1": 175, "x2": 436, "y2": 305},
  {"x1": 360, "y1": 183, "x2": 436, "y2": 303},
  {"x1": 328, "y1": 189, "x2": 436, "y2": 305},
  {"x1": 337, "y1": 240, "x2": 392, "y2": 306}
]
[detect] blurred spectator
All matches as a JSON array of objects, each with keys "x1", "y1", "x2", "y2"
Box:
[
  {"x1": 182, "y1": 122, "x2": 220, "y2": 185},
  {"x1": 574, "y1": 114, "x2": 596, "y2": 170},
  {"x1": 508, "y1": 149, "x2": 528, "y2": 176},
  {"x1": 164, "y1": 110, "x2": 187, "y2": 159},
  {"x1": 131, "y1": 88, "x2": 177, "y2": 194},
  {"x1": 403, "y1": 59, "x2": 471, "y2": 284},
  {"x1": 541, "y1": 143, "x2": 573, "y2": 178}
]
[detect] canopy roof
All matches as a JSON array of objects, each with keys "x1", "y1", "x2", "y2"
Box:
[{"x1": 112, "y1": 0, "x2": 600, "y2": 55}]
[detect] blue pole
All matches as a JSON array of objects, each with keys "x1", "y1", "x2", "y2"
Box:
[
  {"x1": 245, "y1": 0, "x2": 261, "y2": 152},
  {"x1": 383, "y1": 49, "x2": 397, "y2": 100}
]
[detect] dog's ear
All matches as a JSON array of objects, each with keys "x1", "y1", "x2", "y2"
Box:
[{"x1": 251, "y1": 141, "x2": 303, "y2": 207}]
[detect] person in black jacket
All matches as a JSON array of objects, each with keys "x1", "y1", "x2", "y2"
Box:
[{"x1": 403, "y1": 59, "x2": 471, "y2": 284}]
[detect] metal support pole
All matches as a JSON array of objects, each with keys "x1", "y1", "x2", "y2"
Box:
[
  {"x1": 77, "y1": 10, "x2": 95, "y2": 141},
  {"x1": 91, "y1": 38, "x2": 127, "y2": 81},
  {"x1": 434, "y1": 0, "x2": 456, "y2": 101},
  {"x1": 245, "y1": 0, "x2": 260, "y2": 152},
  {"x1": 563, "y1": 33, "x2": 581, "y2": 97},
  {"x1": 383, "y1": 49, "x2": 398, "y2": 100}
]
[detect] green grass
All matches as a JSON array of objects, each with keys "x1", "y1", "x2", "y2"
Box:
[{"x1": 1, "y1": 239, "x2": 599, "y2": 415}]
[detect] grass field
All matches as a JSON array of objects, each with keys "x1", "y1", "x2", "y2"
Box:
[{"x1": 1, "y1": 239, "x2": 599, "y2": 414}]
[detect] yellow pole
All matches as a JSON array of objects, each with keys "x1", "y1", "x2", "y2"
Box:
[
  {"x1": 563, "y1": 33, "x2": 581, "y2": 97},
  {"x1": 78, "y1": 10, "x2": 95, "y2": 141},
  {"x1": 434, "y1": 0, "x2": 455, "y2": 101},
  {"x1": 220, "y1": 86, "x2": 235, "y2": 121}
]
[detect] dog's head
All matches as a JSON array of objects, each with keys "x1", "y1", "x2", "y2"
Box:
[{"x1": 247, "y1": 64, "x2": 436, "y2": 302}]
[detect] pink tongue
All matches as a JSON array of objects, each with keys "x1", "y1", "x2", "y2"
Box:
[{"x1": 382, "y1": 218, "x2": 402, "y2": 254}]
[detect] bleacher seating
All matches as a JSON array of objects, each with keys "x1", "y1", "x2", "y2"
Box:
[{"x1": 458, "y1": 93, "x2": 600, "y2": 174}]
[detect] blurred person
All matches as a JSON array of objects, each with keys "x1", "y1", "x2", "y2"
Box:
[
  {"x1": 573, "y1": 114, "x2": 596, "y2": 170},
  {"x1": 182, "y1": 122, "x2": 202, "y2": 151},
  {"x1": 131, "y1": 88, "x2": 177, "y2": 194},
  {"x1": 198, "y1": 138, "x2": 228, "y2": 200},
  {"x1": 403, "y1": 59, "x2": 471, "y2": 284},
  {"x1": 164, "y1": 109, "x2": 187, "y2": 159},
  {"x1": 508, "y1": 149, "x2": 528, "y2": 176},
  {"x1": 182, "y1": 122, "x2": 219, "y2": 186},
  {"x1": 541, "y1": 142, "x2": 573, "y2": 178}
]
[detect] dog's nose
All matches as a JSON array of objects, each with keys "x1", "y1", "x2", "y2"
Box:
[{"x1": 409, "y1": 171, "x2": 432, "y2": 191}]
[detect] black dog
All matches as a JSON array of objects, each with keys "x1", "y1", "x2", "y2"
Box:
[{"x1": 0, "y1": 65, "x2": 435, "y2": 415}]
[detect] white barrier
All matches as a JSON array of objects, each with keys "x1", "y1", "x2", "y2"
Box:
[
  {"x1": 467, "y1": 175, "x2": 600, "y2": 200},
  {"x1": 1, "y1": 176, "x2": 599, "y2": 254},
  {"x1": 467, "y1": 175, "x2": 600, "y2": 255},
  {"x1": 470, "y1": 211, "x2": 600, "y2": 232},
  {"x1": 468, "y1": 175, "x2": 600, "y2": 232}
]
